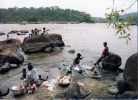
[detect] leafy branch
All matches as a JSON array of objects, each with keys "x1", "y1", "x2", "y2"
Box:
[{"x1": 105, "y1": 0, "x2": 137, "y2": 43}]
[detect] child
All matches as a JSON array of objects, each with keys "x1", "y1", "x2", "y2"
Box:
[{"x1": 72, "y1": 53, "x2": 83, "y2": 73}]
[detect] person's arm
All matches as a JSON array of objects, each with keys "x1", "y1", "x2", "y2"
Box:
[{"x1": 80, "y1": 56, "x2": 84, "y2": 60}]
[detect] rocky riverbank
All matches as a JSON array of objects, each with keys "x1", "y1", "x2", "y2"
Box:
[
  {"x1": 0, "y1": 32, "x2": 137, "y2": 99},
  {"x1": 0, "y1": 39, "x2": 24, "y2": 74}
]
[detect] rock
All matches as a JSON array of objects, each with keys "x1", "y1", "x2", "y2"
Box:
[
  {"x1": 0, "y1": 85, "x2": 9, "y2": 97},
  {"x1": 8, "y1": 30, "x2": 18, "y2": 34},
  {"x1": 102, "y1": 53, "x2": 122, "y2": 72},
  {"x1": 22, "y1": 34, "x2": 65, "y2": 53},
  {"x1": 116, "y1": 80, "x2": 131, "y2": 95},
  {"x1": 44, "y1": 47, "x2": 53, "y2": 53},
  {"x1": 17, "y1": 30, "x2": 29, "y2": 35},
  {"x1": 64, "y1": 82, "x2": 90, "y2": 99},
  {"x1": 116, "y1": 53, "x2": 138, "y2": 98},
  {"x1": 0, "y1": 32, "x2": 5, "y2": 36},
  {"x1": 0, "y1": 63, "x2": 10, "y2": 74},
  {"x1": 10, "y1": 64, "x2": 19, "y2": 69},
  {"x1": 68, "y1": 49, "x2": 75, "y2": 54},
  {"x1": 0, "y1": 39, "x2": 24, "y2": 74},
  {"x1": 123, "y1": 53, "x2": 138, "y2": 91},
  {"x1": 108, "y1": 86, "x2": 118, "y2": 95},
  {"x1": 0, "y1": 39, "x2": 24, "y2": 64},
  {"x1": 58, "y1": 75, "x2": 71, "y2": 87},
  {"x1": 116, "y1": 91, "x2": 138, "y2": 99}
]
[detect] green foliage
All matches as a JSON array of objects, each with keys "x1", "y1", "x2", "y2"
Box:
[
  {"x1": 105, "y1": 0, "x2": 137, "y2": 43},
  {"x1": 0, "y1": 7, "x2": 94, "y2": 23},
  {"x1": 105, "y1": 8, "x2": 132, "y2": 43}
]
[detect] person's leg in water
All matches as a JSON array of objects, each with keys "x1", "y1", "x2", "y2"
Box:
[
  {"x1": 21, "y1": 68, "x2": 26, "y2": 80},
  {"x1": 95, "y1": 56, "x2": 104, "y2": 65}
]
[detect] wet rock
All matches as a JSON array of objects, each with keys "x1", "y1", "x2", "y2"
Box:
[
  {"x1": 108, "y1": 86, "x2": 118, "y2": 95},
  {"x1": 10, "y1": 64, "x2": 19, "y2": 69},
  {"x1": 64, "y1": 82, "x2": 90, "y2": 99},
  {"x1": 8, "y1": 30, "x2": 18, "y2": 34},
  {"x1": 116, "y1": 91, "x2": 138, "y2": 99},
  {"x1": 123, "y1": 53, "x2": 138, "y2": 91},
  {"x1": 68, "y1": 49, "x2": 75, "y2": 54},
  {"x1": 0, "y1": 39, "x2": 24, "y2": 74},
  {"x1": 117, "y1": 80, "x2": 130, "y2": 95},
  {"x1": 0, "y1": 85, "x2": 9, "y2": 97},
  {"x1": 102, "y1": 53, "x2": 122, "y2": 72},
  {"x1": 0, "y1": 32, "x2": 5, "y2": 36},
  {"x1": 116, "y1": 53, "x2": 138, "y2": 98},
  {"x1": 0, "y1": 63, "x2": 10, "y2": 74},
  {"x1": 22, "y1": 34, "x2": 65, "y2": 53},
  {"x1": 44, "y1": 47, "x2": 53, "y2": 53}
]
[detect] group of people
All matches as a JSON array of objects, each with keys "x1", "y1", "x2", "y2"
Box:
[
  {"x1": 19, "y1": 41, "x2": 109, "y2": 94},
  {"x1": 29, "y1": 27, "x2": 49, "y2": 37}
]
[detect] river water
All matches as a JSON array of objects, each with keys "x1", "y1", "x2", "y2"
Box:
[
  {"x1": 0, "y1": 23, "x2": 137, "y2": 99},
  {"x1": 0, "y1": 23, "x2": 137, "y2": 67}
]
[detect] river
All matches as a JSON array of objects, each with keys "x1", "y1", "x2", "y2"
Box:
[
  {"x1": 0, "y1": 23, "x2": 137, "y2": 99},
  {"x1": 0, "y1": 23, "x2": 137, "y2": 68}
]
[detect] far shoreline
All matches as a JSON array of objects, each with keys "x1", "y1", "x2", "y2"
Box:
[{"x1": 0, "y1": 22, "x2": 137, "y2": 26}]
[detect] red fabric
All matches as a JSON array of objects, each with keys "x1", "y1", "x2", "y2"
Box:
[{"x1": 102, "y1": 47, "x2": 109, "y2": 57}]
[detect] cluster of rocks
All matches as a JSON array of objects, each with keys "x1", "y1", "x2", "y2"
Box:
[
  {"x1": 8, "y1": 30, "x2": 29, "y2": 35},
  {"x1": 0, "y1": 34, "x2": 65, "y2": 74},
  {"x1": 0, "y1": 39, "x2": 24, "y2": 74},
  {"x1": 101, "y1": 52, "x2": 138, "y2": 98},
  {"x1": 116, "y1": 53, "x2": 138, "y2": 99},
  {"x1": 0, "y1": 32, "x2": 137, "y2": 99},
  {"x1": 0, "y1": 34, "x2": 65, "y2": 97}
]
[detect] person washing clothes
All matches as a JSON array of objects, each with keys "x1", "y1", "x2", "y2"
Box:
[{"x1": 72, "y1": 53, "x2": 84, "y2": 73}]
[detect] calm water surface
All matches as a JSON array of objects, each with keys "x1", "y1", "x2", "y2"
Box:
[{"x1": 0, "y1": 23, "x2": 137, "y2": 68}]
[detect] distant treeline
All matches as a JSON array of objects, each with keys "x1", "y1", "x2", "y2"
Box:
[
  {"x1": 120, "y1": 12, "x2": 138, "y2": 25},
  {"x1": 0, "y1": 7, "x2": 96, "y2": 23}
]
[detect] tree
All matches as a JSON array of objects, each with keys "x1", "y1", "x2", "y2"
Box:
[{"x1": 105, "y1": 0, "x2": 137, "y2": 43}]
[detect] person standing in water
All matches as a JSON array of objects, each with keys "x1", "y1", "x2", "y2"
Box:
[{"x1": 94, "y1": 42, "x2": 109, "y2": 65}]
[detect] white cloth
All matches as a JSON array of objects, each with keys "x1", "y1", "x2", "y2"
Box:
[{"x1": 27, "y1": 68, "x2": 39, "y2": 82}]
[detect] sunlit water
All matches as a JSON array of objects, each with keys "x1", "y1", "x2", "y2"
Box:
[{"x1": 0, "y1": 23, "x2": 137, "y2": 98}]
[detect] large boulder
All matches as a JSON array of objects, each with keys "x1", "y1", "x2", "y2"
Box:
[
  {"x1": 0, "y1": 63, "x2": 11, "y2": 74},
  {"x1": 22, "y1": 34, "x2": 65, "y2": 53},
  {"x1": 116, "y1": 53, "x2": 138, "y2": 98},
  {"x1": 123, "y1": 53, "x2": 138, "y2": 91},
  {"x1": 0, "y1": 39, "x2": 24, "y2": 74},
  {"x1": 0, "y1": 85, "x2": 9, "y2": 97},
  {"x1": 102, "y1": 53, "x2": 122, "y2": 72},
  {"x1": 64, "y1": 82, "x2": 90, "y2": 99}
]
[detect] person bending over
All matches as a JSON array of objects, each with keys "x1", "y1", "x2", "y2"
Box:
[{"x1": 73, "y1": 53, "x2": 83, "y2": 66}]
